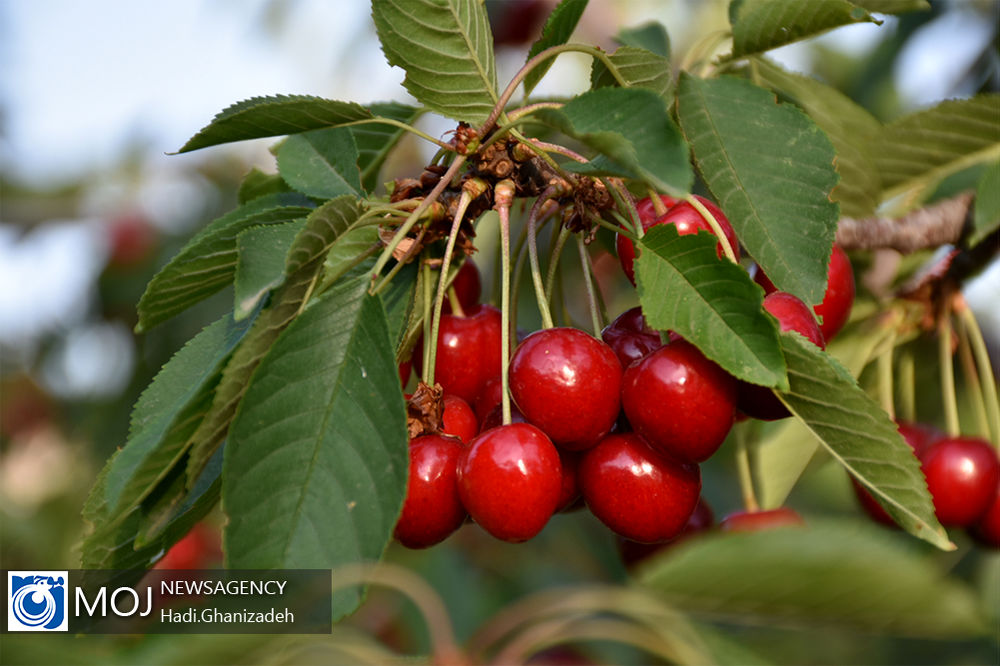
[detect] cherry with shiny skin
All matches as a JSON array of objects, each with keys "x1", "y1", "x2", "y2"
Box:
[
  {"x1": 509, "y1": 327, "x2": 623, "y2": 451},
  {"x1": 969, "y1": 483, "x2": 1000, "y2": 548},
  {"x1": 458, "y1": 423, "x2": 562, "y2": 542},
  {"x1": 556, "y1": 449, "x2": 581, "y2": 512},
  {"x1": 441, "y1": 394, "x2": 478, "y2": 443},
  {"x1": 600, "y1": 306, "x2": 663, "y2": 369},
  {"x1": 621, "y1": 340, "x2": 737, "y2": 464},
  {"x1": 579, "y1": 432, "x2": 701, "y2": 543},
  {"x1": 395, "y1": 435, "x2": 467, "y2": 549},
  {"x1": 616, "y1": 195, "x2": 679, "y2": 286},
  {"x1": 442, "y1": 258, "x2": 482, "y2": 315},
  {"x1": 920, "y1": 436, "x2": 1000, "y2": 527},
  {"x1": 737, "y1": 291, "x2": 825, "y2": 421},
  {"x1": 479, "y1": 402, "x2": 527, "y2": 433},
  {"x1": 473, "y1": 375, "x2": 504, "y2": 426},
  {"x1": 416, "y1": 304, "x2": 502, "y2": 405},
  {"x1": 719, "y1": 507, "x2": 805, "y2": 532},
  {"x1": 618, "y1": 497, "x2": 715, "y2": 567}
]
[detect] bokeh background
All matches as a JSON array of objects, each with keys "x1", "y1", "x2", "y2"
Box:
[{"x1": 1, "y1": 1, "x2": 998, "y2": 664}]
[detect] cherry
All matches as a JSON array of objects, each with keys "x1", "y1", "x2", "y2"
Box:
[
  {"x1": 600, "y1": 307, "x2": 663, "y2": 369},
  {"x1": 441, "y1": 394, "x2": 478, "y2": 443},
  {"x1": 556, "y1": 449, "x2": 581, "y2": 512},
  {"x1": 398, "y1": 359, "x2": 412, "y2": 387},
  {"x1": 969, "y1": 483, "x2": 1000, "y2": 548},
  {"x1": 155, "y1": 522, "x2": 222, "y2": 569},
  {"x1": 395, "y1": 435, "x2": 467, "y2": 549},
  {"x1": 480, "y1": 402, "x2": 528, "y2": 433},
  {"x1": 719, "y1": 507, "x2": 805, "y2": 532},
  {"x1": 621, "y1": 340, "x2": 737, "y2": 464},
  {"x1": 457, "y1": 423, "x2": 562, "y2": 542},
  {"x1": 107, "y1": 213, "x2": 158, "y2": 270},
  {"x1": 616, "y1": 195, "x2": 679, "y2": 286},
  {"x1": 442, "y1": 258, "x2": 482, "y2": 315},
  {"x1": 618, "y1": 497, "x2": 715, "y2": 567},
  {"x1": 919, "y1": 436, "x2": 1000, "y2": 527},
  {"x1": 509, "y1": 327, "x2": 623, "y2": 451},
  {"x1": 617, "y1": 195, "x2": 738, "y2": 286},
  {"x1": 753, "y1": 243, "x2": 855, "y2": 342},
  {"x1": 579, "y1": 432, "x2": 701, "y2": 543},
  {"x1": 473, "y1": 375, "x2": 504, "y2": 426},
  {"x1": 416, "y1": 304, "x2": 502, "y2": 405},
  {"x1": 635, "y1": 194, "x2": 680, "y2": 222},
  {"x1": 853, "y1": 421, "x2": 935, "y2": 526},
  {"x1": 737, "y1": 291, "x2": 825, "y2": 421}
]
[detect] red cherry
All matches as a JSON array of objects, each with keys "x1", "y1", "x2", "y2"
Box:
[
  {"x1": 635, "y1": 194, "x2": 681, "y2": 222},
  {"x1": 398, "y1": 359, "x2": 412, "y2": 387},
  {"x1": 458, "y1": 423, "x2": 562, "y2": 542},
  {"x1": 853, "y1": 421, "x2": 934, "y2": 526},
  {"x1": 479, "y1": 402, "x2": 527, "y2": 433},
  {"x1": 107, "y1": 213, "x2": 158, "y2": 269},
  {"x1": 600, "y1": 307, "x2": 663, "y2": 369},
  {"x1": 719, "y1": 507, "x2": 805, "y2": 532},
  {"x1": 920, "y1": 436, "x2": 1000, "y2": 527},
  {"x1": 616, "y1": 195, "x2": 679, "y2": 285},
  {"x1": 752, "y1": 244, "x2": 854, "y2": 342},
  {"x1": 394, "y1": 435, "x2": 467, "y2": 549},
  {"x1": 442, "y1": 258, "x2": 482, "y2": 315},
  {"x1": 441, "y1": 394, "x2": 477, "y2": 443},
  {"x1": 618, "y1": 497, "x2": 715, "y2": 567},
  {"x1": 579, "y1": 432, "x2": 701, "y2": 543},
  {"x1": 416, "y1": 305, "x2": 502, "y2": 405},
  {"x1": 155, "y1": 523, "x2": 222, "y2": 569},
  {"x1": 737, "y1": 291, "x2": 825, "y2": 421},
  {"x1": 557, "y1": 449, "x2": 581, "y2": 512},
  {"x1": 473, "y1": 375, "x2": 504, "y2": 426},
  {"x1": 621, "y1": 340, "x2": 737, "y2": 463},
  {"x1": 969, "y1": 483, "x2": 1000, "y2": 548},
  {"x1": 509, "y1": 328, "x2": 623, "y2": 451}
]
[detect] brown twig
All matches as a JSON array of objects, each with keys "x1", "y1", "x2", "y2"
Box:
[{"x1": 836, "y1": 191, "x2": 974, "y2": 254}]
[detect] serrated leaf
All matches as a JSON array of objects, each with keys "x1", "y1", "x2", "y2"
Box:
[
  {"x1": 223, "y1": 273, "x2": 407, "y2": 621},
  {"x1": 876, "y1": 95, "x2": 1000, "y2": 204},
  {"x1": 851, "y1": 0, "x2": 930, "y2": 14},
  {"x1": 971, "y1": 161, "x2": 1000, "y2": 247},
  {"x1": 136, "y1": 193, "x2": 314, "y2": 332},
  {"x1": 179, "y1": 95, "x2": 372, "y2": 153},
  {"x1": 750, "y1": 57, "x2": 883, "y2": 218},
  {"x1": 677, "y1": 74, "x2": 840, "y2": 306},
  {"x1": 729, "y1": 0, "x2": 880, "y2": 58},
  {"x1": 523, "y1": 0, "x2": 588, "y2": 97},
  {"x1": 234, "y1": 221, "x2": 304, "y2": 320},
  {"x1": 591, "y1": 46, "x2": 672, "y2": 102},
  {"x1": 775, "y1": 331, "x2": 952, "y2": 550},
  {"x1": 276, "y1": 127, "x2": 361, "y2": 199},
  {"x1": 372, "y1": 0, "x2": 498, "y2": 125},
  {"x1": 639, "y1": 519, "x2": 986, "y2": 637},
  {"x1": 536, "y1": 87, "x2": 692, "y2": 194},
  {"x1": 237, "y1": 168, "x2": 293, "y2": 204},
  {"x1": 616, "y1": 21, "x2": 670, "y2": 57},
  {"x1": 184, "y1": 196, "x2": 364, "y2": 487},
  {"x1": 354, "y1": 102, "x2": 422, "y2": 193},
  {"x1": 636, "y1": 225, "x2": 787, "y2": 388}
]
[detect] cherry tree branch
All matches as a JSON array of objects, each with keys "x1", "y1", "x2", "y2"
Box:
[{"x1": 836, "y1": 192, "x2": 974, "y2": 254}]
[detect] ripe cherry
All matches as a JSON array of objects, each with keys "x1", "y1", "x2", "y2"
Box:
[
  {"x1": 155, "y1": 522, "x2": 222, "y2": 569},
  {"x1": 479, "y1": 402, "x2": 528, "y2": 433},
  {"x1": 753, "y1": 244, "x2": 855, "y2": 342},
  {"x1": 457, "y1": 423, "x2": 562, "y2": 542},
  {"x1": 442, "y1": 258, "x2": 482, "y2": 315},
  {"x1": 556, "y1": 449, "x2": 581, "y2": 512},
  {"x1": 618, "y1": 497, "x2": 715, "y2": 567},
  {"x1": 719, "y1": 507, "x2": 805, "y2": 532},
  {"x1": 398, "y1": 359, "x2": 412, "y2": 387},
  {"x1": 600, "y1": 307, "x2": 663, "y2": 369},
  {"x1": 920, "y1": 436, "x2": 1000, "y2": 527},
  {"x1": 737, "y1": 291, "x2": 825, "y2": 421},
  {"x1": 416, "y1": 304, "x2": 502, "y2": 405},
  {"x1": 616, "y1": 195, "x2": 677, "y2": 285},
  {"x1": 579, "y1": 432, "x2": 701, "y2": 543},
  {"x1": 969, "y1": 483, "x2": 1000, "y2": 548},
  {"x1": 107, "y1": 213, "x2": 158, "y2": 270},
  {"x1": 621, "y1": 340, "x2": 737, "y2": 464},
  {"x1": 853, "y1": 421, "x2": 936, "y2": 526},
  {"x1": 441, "y1": 394, "x2": 478, "y2": 443},
  {"x1": 395, "y1": 435, "x2": 467, "y2": 549},
  {"x1": 509, "y1": 327, "x2": 623, "y2": 451},
  {"x1": 473, "y1": 375, "x2": 504, "y2": 426}
]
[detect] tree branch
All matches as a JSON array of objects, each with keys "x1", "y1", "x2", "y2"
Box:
[{"x1": 836, "y1": 192, "x2": 974, "y2": 254}]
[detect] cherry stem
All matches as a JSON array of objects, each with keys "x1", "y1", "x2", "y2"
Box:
[
  {"x1": 955, "y1": 295, "x2": 1000, "y2": 446},
  {"x1": 446, "y1": 286, "x2": 465, "y2": 318},
  {"x1": 496, "y1": 180, "x2": 516, "y2": 426},
  {"x1": 685, "y1": 195, "x2": 737, "y2": 263},
  {"x1": 426, "y1": 186, "x2": 477, "y2": 387},
  {"x1": 603, "y1": 177, "x2": 642, "y2": 239},
  {"x1": 528, "y1": 137, "x2": 589, "y2": 164},
  {"x1": 421, "y1": 257, "x2": 434, "y2": 380},
  {"x1": 647, "y1": 188, "x2": 668, "y2": 217},
  {"x1": 877, "y1": 332, "x2": 896, "y2": 420},
  {"x1": 339, "y1": 116, "x2": 452, "y2": 151},
  {"x1": 528, "y1": 189, "x2": 561, "y2": 330},
  {"x1": 938, "y1": 311, "x2": 961, "y2": 438},
  {"x1": 897, "y1": 345, "x2": 916, "y2": 423},
  {"x1": 509, "y1": 129, "x2": 578, "y2": 183},
  {"x1": 577, "y1": 236, "x2": 603, "y2": 338},
  {"x1": 956, "y1": 313, "x2": 990, "y2": 438},
  {"x1": 370, "y1": 224, "x2": 428, "y2": 296},
  {"x1": 544, "y1": 226, "x2": 572, "y2": 303},
  {"x1": 735, "y1": 425, "x2": 760, "y2": 512}
]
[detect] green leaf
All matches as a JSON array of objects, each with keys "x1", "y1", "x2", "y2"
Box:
[
  {"x1": 223, "y1": 273, "x2": 408, "y2": 621},
  {"x1": 615, "y1": 21, "x2": 670, "y2": 57},
  {"x1": 178, "y1": 95, "x2": 372, "y2": 153},
  {"x1": 184, "y1": 196, "x2": 364, "y2": 487},
  {"x1": 372, "y1": 0, "x2": 498, "y2": 125},
  {"x1": 523, "y1": 0, "x2": 589, "y2": 97},
  {"x1": 971, "y1": 161, "x2": 1000, "y2": 247},
  {"x1": 876, "y1": 95, "x2": 1000, "y2": 205},
  {"x1": 237, "y1": 168, "x2": 293, "y2": 204},
  {"x1": 750, "y1": 57, "x2": 883, "y2": 218},
  {"x1": 354, "y1": 102, "x2": 423, "y2": 193},
  {"x1": 591, "y1": 46, "x2": 672, "y2": 102},
  {"x1": 233, "y1": 221, "x2": 304, "y2": 320},
  {"x1": 636, "y1": 225, "x2": 786, "y2": 388},
  {"x1": 535, "y1": 87, "x2": 692, "y2": 194},
  {"x1": 677, "y1": 74, "x2": 840, "y2": 306},
  {"x1": 136, "y1": 193, "x2": 313, "y2": 332},
  {"x1": 276, "y1": 127, "x2": 362, "y2": 199},
  {"x1": 776, "y1": 331, "x2": 952, "y2": 550},
  {"x1": 639, "y1": 519, "x2": 986, "y2": 637},
  {"x1": 729, "y1": 0, "x2": 880, "y2": 58},
  {"x1": 851, "y1": 0, "x2": 930, "y2": 14}
]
